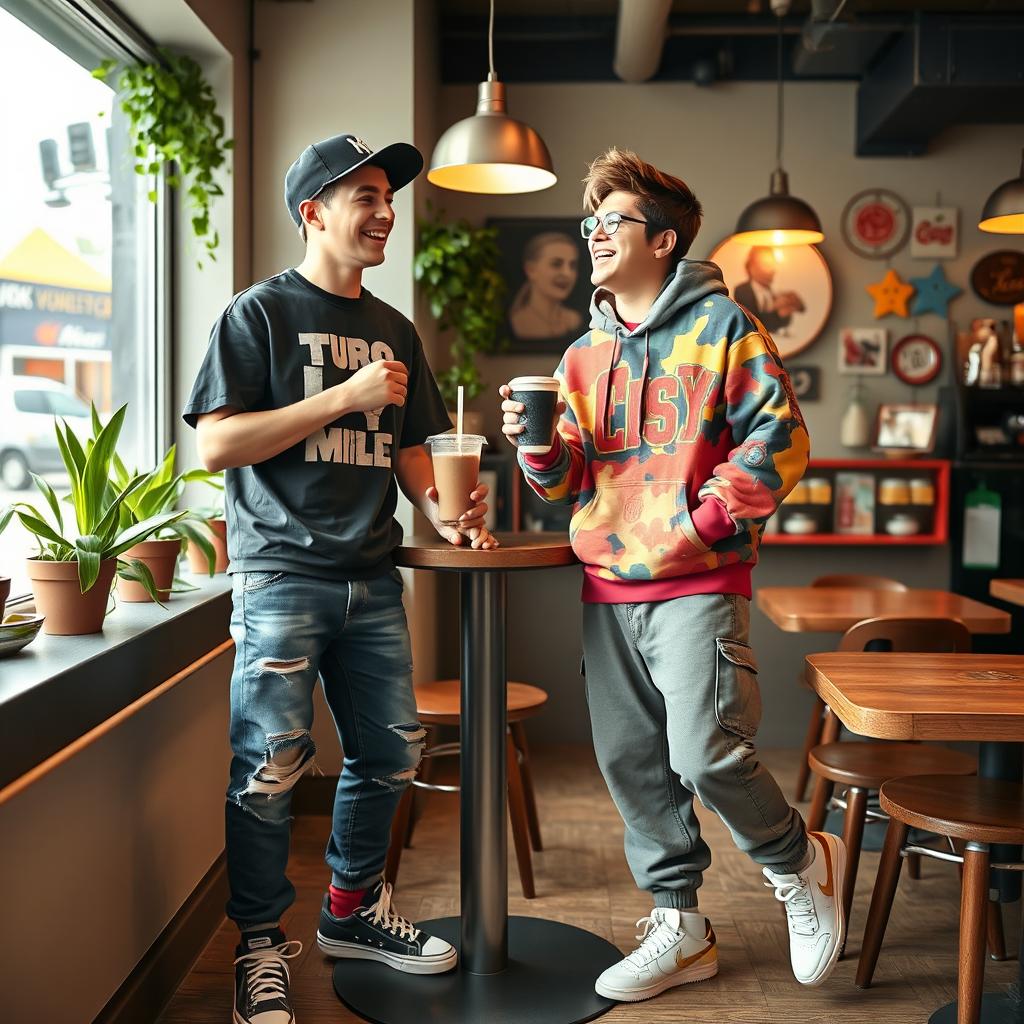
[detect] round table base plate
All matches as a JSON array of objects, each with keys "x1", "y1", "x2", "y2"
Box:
[
  {"x1": 332, "y1": 916, "x2": 620, "y2": 1024},
  {"x1": 928, "y1": 989, "x2": 1023, "y2": 1023}
]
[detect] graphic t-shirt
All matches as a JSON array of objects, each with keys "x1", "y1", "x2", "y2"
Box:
[{"x1": 182, "y1": 269, "x2": 451, "y2": 580}]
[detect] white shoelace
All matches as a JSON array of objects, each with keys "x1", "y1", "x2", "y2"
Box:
[
  {"x1": 233, "y1": 941, "x2": 302, "y2": 1012},
  {"x1": 624, "y1": 914, "x2": 682, "y2": 968},
  {"x1": 360, "y1": 882, "x2": 420, "y2": 941},
  {"x1": 765, "y1": 874, "x2": 818, "y2": 936}
]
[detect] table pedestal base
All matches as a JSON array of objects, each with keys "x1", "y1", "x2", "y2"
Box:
[
  {"x1": 333, "y1": 916, "x2": 620, "y2": 1024},
  {"x1": 928, "y1": 989, "x2": 1022, "y2": 1023}
]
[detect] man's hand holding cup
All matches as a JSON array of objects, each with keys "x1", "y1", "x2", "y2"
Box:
[{"x1": 499, "y1": 376, "x2": 564, "y2": 453}]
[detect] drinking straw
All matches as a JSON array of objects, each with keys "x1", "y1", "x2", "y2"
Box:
[{"x1": 457, "y1": 385, "x2": 464, "y2": 452}]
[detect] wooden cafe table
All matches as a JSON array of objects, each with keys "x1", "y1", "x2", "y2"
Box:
[
  {"x1": 757, "y1": 586, "x2": 1012, "y2": 636},
  {"x1": 332, "y1": 534, "x2": 621, "y2": 1024},
  {"x1": 805, "y1": 651, "x2": 1024, "y2": 1023}
]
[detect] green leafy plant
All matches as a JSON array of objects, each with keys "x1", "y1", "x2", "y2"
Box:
[
  {"x1": 93, "y1": 50, "x2": 233, "y2": 265},
  {"x1": 414, "y1": 204, "x2": 507, "y2": 405},
  {"x1": 0, "y1": 407, "x2": 187, "y2": 600},
  {"x1": 108, "y1": 429, "x2": 224, "y2": 581}
]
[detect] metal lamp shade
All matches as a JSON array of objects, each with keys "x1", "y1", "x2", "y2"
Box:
[
  {"x1": 428, "y1": 80, "x2": 556, "y2": 195},
  {"x1": 733, "y1": 170, "x2": 824, "y2": 247},
  {"x1": 979, "y1": 151, "x2": 1024, "y2": 233}
]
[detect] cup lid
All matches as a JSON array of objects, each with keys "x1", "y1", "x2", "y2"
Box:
[
  {"x1": 425, "y1": 432, "x2": 487, "y2": 445},
  {"x1": 509, "y1": 375, "x2": 559, "y2": 390}
]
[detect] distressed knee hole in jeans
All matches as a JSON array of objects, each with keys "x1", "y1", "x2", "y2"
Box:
[
  {"x1": 259, "y1": 656, "x2": 311, "y2": 676},
  {"x1": 373, "y1": 722, "x2": 426, "y2": 790},
  {"x1": 238, "y1": 728, "x2": 318, "y2": 820}
]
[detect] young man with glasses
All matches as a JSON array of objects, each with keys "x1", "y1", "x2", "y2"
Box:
[
  {"x1": 500, "y1": 148, "x2": 844, "y2": 1003},
  {"x1": 185, "y1": 132, "x2": 496, "y2": 1024}
]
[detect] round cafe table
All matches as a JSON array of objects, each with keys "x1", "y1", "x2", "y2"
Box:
[{"x1": 332, "y1": 534, "x2": 620, "y2": 1024}]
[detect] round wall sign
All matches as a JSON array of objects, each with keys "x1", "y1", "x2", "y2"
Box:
[
  {"x1": 891, "y1": 333, "x2": 943, "y2": 386},
  {"x1": 841, "y1": 189, "x2": 910, "y2": 259},
  {"x1": 970, "y1": 251, "x2": 1024, "y2": 306}
]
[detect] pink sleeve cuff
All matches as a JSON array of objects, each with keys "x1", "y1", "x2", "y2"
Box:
[
  {"x1": 522, "y1": 442, "x2": 562, "y2": 471},
  {"x1": 691, "y1": 497, "x2": 735, "y2": 547}
]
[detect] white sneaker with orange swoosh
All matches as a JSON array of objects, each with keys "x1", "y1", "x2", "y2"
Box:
[
  {"x1": 763, "y1": 831, "x2": 847, "y2": 987},
  {"x1": 594, "y1": 908, "x2": 718, "y2": 1002}
]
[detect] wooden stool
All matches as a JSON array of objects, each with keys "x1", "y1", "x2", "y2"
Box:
[
  {"x1": 807, "y1": 741, "x2": 976, "y2": 928},
  {"x1": 794, "y1": 575, "x2": 909, "y2": 803},
  {"x1": 385, "y1": 680, "x2": 548, "y2": 899},
  {"x1": 857, "y1": 775, "x2": 1024, "y2": 1023}
]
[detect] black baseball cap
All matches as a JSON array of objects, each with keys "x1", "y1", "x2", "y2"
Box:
[{"x1": 283, "y1": 133, "x2": 424, "y2": 227}]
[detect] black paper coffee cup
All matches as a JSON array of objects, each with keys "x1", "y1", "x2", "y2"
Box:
[{"x1": 509, "y1": 376, "x2": 560, "y2": 454}]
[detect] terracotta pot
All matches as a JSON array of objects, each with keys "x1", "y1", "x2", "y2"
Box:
[
  {"x1": 0, "y1": 576, "x2": 10, "y2": 620},
  {"x1": 28, "y1": 558, "x2": 116, "y2": 635},
  {"x1": 117, "y1": 538, "x2": 182, "y2": 603},
  {"x1": 186, "y1": 518, "x2": 228, "y2": 574}
]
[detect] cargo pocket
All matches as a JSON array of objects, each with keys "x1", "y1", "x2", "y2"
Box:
[{"x1": 714, "y1": 637, "x2": 762, "y2": 739}]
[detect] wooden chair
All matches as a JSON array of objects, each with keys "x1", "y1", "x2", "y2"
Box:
[
  {"x1": 805, "y1": 617, "x2": 977, "y2": 934},
  {"x1": 856, "y1": 775, "x2": 1024, "y2": 1023},
  {"x1": 793, "y1": 574, "x2": 910, "y2": 803},
  {"x1": 385, "y1": 680, "x2": 547, "y2": 899}
]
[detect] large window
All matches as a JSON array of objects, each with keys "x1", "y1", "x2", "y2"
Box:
[{"x1": 0, "y1": 1, "x2": 164, "y2": 600}]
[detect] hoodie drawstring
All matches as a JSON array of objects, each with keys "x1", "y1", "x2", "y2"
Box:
[{"x1": 603, "y1": 324, "x2": 650, "y2": 449}]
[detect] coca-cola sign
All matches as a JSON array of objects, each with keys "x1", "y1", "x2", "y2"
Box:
[{"x1": 911, "y1": 206, "x2": 958, "y2": 259}]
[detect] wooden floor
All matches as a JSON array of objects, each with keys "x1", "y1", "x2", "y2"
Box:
[{"x1": 159, "y1": 745, "x2": 1020, "y2": 1024}]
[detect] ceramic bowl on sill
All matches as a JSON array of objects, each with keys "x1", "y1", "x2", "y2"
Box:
[{"x1": 0, "y1": 612, "x2": 46, "y2": 657}]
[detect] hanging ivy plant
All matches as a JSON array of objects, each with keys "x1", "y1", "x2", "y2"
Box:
[
  {"x1": 414, "y1": 204, "x2": 507, "y2": 406},
  {"x1": 93, "y1": 50, "x2": 233, "y2": 265}
]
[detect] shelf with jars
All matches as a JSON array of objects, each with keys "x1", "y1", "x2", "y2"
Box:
[{"x1": 761, "y1": 459, "x2": 950, "y2": 546}]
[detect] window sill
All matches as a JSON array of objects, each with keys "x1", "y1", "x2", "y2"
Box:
[{"x1": 0, "y1": 574, "x2": 232, "y2": 790}]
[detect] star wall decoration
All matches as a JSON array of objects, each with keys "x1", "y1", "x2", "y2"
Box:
[
  {"x1": 866, "y1": 268, "x2": 915, "y2": 318},
  {"x1": 909, "y1": 262, "x2": 961, "y2": 317}
]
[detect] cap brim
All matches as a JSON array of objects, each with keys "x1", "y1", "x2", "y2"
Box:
[{"x1": 367, "y1": 142, "x2": 424, "y2": 191}]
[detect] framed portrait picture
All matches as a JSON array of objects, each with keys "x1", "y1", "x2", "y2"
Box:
[
  {"x1": 839, "y1": 327, "x2": 888, "y2": 375},
  {"x1": 873, "y1": 403, "x2": 939, "y2": 454},
  {"x1": 708, "y1": 238, "x2": 832, "y2": 360},
  {"x1": 488, "y1": 218, "x2": 593, "y2": 354}
]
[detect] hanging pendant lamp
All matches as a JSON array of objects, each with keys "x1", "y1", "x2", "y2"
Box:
[
  {"x1": 733, "y1": 12, "x2": 823, "y2": 247},
  {"x1": 979, "y1": 148, "x2": 1024, "y2": 234},
  {"x1": 428, "y1": 0, "x2": 556, "y2": 194}
]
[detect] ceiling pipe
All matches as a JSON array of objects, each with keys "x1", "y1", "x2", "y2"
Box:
[{"x1": 613, "y1": 0, "x2": 672, "y2": 83}]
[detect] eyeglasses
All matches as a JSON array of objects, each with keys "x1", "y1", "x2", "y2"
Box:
[{"x1": 580, "y1": 211, "x2": 650, "y2": 239}]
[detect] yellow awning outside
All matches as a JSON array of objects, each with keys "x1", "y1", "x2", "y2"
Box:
[{"x1": 0, "y1": 228, "x2": 111, "y2": 292}]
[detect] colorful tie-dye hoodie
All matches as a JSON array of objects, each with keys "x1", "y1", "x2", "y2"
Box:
[{"x1": 519, "y1": 257, "x2": 810, "y2": 603}]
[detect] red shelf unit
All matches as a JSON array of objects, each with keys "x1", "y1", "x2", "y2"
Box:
[{"x1": 761, "y1": 458, "x2": 950, "y2": 546}]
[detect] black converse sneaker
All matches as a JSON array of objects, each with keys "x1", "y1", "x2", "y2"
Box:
[
  {"x1": 316, "y1": 879, "x2": 456, "y2": 974},
  {"x1": 233, "y1": 927, "x2": 302, "y2": 1024}
]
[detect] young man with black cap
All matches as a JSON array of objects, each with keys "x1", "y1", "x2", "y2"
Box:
[{"x1": 184, "y1": 133, "x2": 493, "y2": 1024}]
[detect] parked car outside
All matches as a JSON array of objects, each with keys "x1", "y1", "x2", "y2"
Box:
[{"x1": 0, "y1": 375, "x2": 92, "y2": 490}]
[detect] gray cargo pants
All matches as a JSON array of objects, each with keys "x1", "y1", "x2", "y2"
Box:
[{"x1": 582, "y1": 591, "x2": 808, "y2": 909}]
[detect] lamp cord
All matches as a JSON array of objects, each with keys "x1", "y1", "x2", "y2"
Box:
[
  {"x1": 488, "y1": 0, "x2": 496, "y2": 81},
  {"x1": 775, "y1": 12, "x2": 784, "y2": 173}
]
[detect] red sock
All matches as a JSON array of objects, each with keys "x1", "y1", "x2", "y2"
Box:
[{"x1": 329, "y1": 884, "x2": 367, "y2": 918}]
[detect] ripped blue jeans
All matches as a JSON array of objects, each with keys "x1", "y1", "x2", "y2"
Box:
[{"x1": 225, "y1": 568, "x2": 423, "y2": 930}]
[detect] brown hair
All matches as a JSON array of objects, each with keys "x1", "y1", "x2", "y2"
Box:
[
  {"x1": 582, "y1": 148, "x2": 702, "y2": 262},
  {"x1": 298, "y1": 178, "x2": 343, "y2": 243}
]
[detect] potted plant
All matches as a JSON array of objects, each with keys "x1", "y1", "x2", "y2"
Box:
[
  {"x1": 108, "y1": 433, "x2": 223, "y2": 601},
  {"x1": 93, "y1": 50, "x2": 232, "y2": 266},
  {"x1": 414, "y1": 205, "x2": 507, "y2": 429},
  {"x1": 0, "y1": 407, "x2": 186, "y2": 634},
  {"x1": 183, "y1": 473, "x2": 228, "y2": 575}
]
